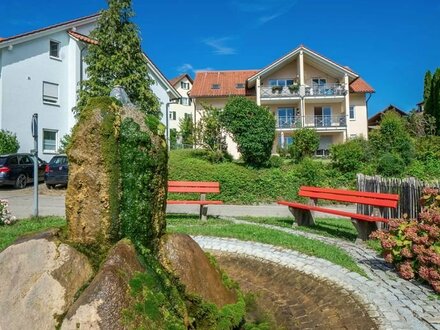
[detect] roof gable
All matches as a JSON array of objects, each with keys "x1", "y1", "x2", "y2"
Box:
[
  {"x1": 169, "y1": 73, "x2": 194, "y2": 86},
  {"x1": 247, "y1": 45, "x2": 358, "y2": 85}
]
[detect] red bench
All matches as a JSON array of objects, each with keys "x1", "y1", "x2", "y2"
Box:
[
  {"x1": 278, "y1": 186, "x2": 399, "y2": 241},
  {"x1": 167, "y1": 181, "x2": 223, "y2": 220}
]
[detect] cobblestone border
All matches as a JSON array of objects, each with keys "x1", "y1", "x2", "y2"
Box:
[{"x1": 193, "y1": 218, "x2": 440, "y2": 329}]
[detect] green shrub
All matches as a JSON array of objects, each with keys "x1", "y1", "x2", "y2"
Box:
[
  {"x1": 415, "y1": 136, "x2": 440, "y2": 161},
  {"x1": 376, "y1": 153, "x2": 405, "y2": 177},
  {"x1": 268, "y1": 155, "x2": 283, "y2": 168},
  {"x1": 0, "y1": 130, "x2": 19, "y2": 154},
  {"x1": 330, "y1": 138, "x2": 370, "y2": 174},
  {"x1": 221, "y1": 96, "x2": 276, "y2": 167},
  {"x1": 288, "y1": 128, "x2": 319, "y2": 162},
  {"x1": 369, "y1": 110, "x2": 414, "y2": 165}
]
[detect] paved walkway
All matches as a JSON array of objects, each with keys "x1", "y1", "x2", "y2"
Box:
[{"x1": 193, "y1": 218, "x2": 440, "y2": 330}]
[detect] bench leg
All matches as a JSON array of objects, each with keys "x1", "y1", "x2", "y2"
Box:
[
  {"x1": 289, "y1": 206, "x2": 316, "y2": 226},
  {"x1": 200, "y1": 205, "x2": 208, "y2": 221},
  {"x1": 351, "y1": 219, "x2": 377, "y2": 242}
]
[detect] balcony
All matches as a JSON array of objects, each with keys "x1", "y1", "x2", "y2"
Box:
[
  {"x1": 276, "y1": 115, "x2": 346, "y2": 129},
  {"x1": 304, "y1": 83, "x2": 346, "y2": 97},
  {"x1": 261, "y1": 86, "x2": 300, "y2": 98}
]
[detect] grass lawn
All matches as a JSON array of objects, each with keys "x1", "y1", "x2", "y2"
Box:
[
  {"x1": 167, "y1": 215, "x2": 366, "y2": 276},
  {"x1": 0, "y1": 216, "x2": 66, "y2": 252},
  {"x1": 237, "y1": 216, "x2": 359, "y2": 242}
]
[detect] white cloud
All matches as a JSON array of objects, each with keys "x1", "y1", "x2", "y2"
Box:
[
  {"x1": 231, "y1": 0, "x2": 299, "y2": 25},
  {"x1": 203, "y1": 37, "x2": 236, "y2": 55},
  {"x1": 177, "y1": 63, "x2": 214, "y2": 74}
]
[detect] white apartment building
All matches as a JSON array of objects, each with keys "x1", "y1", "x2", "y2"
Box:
[{"x1": 0, "y1": 14, "x2": 179, "y2": 161}]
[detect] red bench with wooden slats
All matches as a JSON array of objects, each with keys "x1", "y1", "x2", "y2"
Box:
[
  {"x1": 278, "y1": 186, "x2": 399, "y2": 241},
  {"x1": 167, "y1": 181, "x2": 223, "y2": 220}
]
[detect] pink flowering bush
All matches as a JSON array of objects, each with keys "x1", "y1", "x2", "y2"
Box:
[
  {"x1": 370, "y1": 187, "x2": 440, "y2": 293},
  {"x1": 0, "y1": 199, "x2": 17, "y2": 226}
]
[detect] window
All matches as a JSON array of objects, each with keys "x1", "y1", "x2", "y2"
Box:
[
  {"x1": 169, "y1": 111, "x2": 176, "y2": 120},
  {"x1": 349, "y1": 106, "x2": 356, "y2": 120},
  {"x1": 43, "y1": 130, "x2": 58, "y2": 153},
  {"x1": 277, "y1": 108, "x2": 295, "y2": 128},
  {"x1": 211, "y1": 84, "x2": 220, "y2": 89},
  {"x1": 181, "y1": 81, "x2": 190, "y2": 90},
  {"x1": 43, "y1": 82, "x2": 59, "y2": 105},
  {"x1": 50, "y1": 40, "x2": 60, "y2": 59},
  {"x1": 236, "y1": 83, "x2": 245, "y2": 89},
  {"x1": 312, "y1": 78, "x2": 327, "y2": 86},
  {"x1": 350, "y1": 134, "x2": 357, "y2": 139},
  {"x1": 269, "y1": 79, "x2": 294, "y2": 87},
  {"x1": 19, "y1": 155, "x2": 32, "y2": 165},
  {"x1": 180, "y1": 98, "x2": 191, "y2": 106},
  {"x1": 184, "y1": 113, "x2": 192, "y2": 120}
]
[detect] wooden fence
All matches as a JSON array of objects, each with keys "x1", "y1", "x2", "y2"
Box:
[{"x1": 356, "y1": 174, "x2": 440, "y2": 219}]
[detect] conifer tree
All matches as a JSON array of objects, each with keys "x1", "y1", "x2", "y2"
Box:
[
  {"x1": 423, "y1": 70, "x2": 432, "y2": 102},
  {"x1": 425, "y1": 69, "x2": 440, "y2": 135},
  {"x1": 78, "y1": 0, "x2": 160, "y2": 117}
]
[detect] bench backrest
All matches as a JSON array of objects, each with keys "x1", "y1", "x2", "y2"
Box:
[
  {"x1": 299, "y1": 186, "x2": 399, "y2": 208},
  {"x1": 168, "y1": 181, "x2": 220, "y2": 194}
]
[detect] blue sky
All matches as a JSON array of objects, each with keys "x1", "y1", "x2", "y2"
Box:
[{"x1": 1, "y1": 0, "x2": 439, "y2": 115}]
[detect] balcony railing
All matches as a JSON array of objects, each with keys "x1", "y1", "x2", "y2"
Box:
[
  {"x1": 261, "y1": 86, "x2": 300, "y2": 98},
  {"x1": 262, "y1": 83, "x2": 346, "y2": 98},
  {"x1": 305, "y1": 83, "x2": 345, "y2": 97},
  {"x1": 276, "y1": 115, "x2": 346, "y2": 129}
]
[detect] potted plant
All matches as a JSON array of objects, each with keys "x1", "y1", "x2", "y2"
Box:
[
  {"x1": 272, "y1": 85, "x2": 283, "y2": 94},
  {"x1": 288, "y1": 83, "x2": 300, "y2": 94}
]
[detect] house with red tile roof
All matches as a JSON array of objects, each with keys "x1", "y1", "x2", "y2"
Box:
[
  {"x1": 191, "y1": 45, "x2": 374, "y2": 158},
  {"x1": 0, "y1": 14, "x2": 179, "y2": 161}
]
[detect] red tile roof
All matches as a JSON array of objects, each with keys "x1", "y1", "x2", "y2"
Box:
[
  {"x1": 67, "y1": 30, "x2": 98, "y2": 45},
  {"x1": 169, "y1": 73, "x2": 193, "y2": 86},
  {"x1": 0, "y1": 13, "x2": 100, "y2": 44},
  {"x1": 190, "y1": 70, "x2": 258, "y2": 98},
  {"x1": 349, "y1": 77, "x2": 375, "y2": 93}
]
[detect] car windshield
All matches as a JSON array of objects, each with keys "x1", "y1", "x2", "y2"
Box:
[{"x1": 0, "y1": 157, "x2": 7, "y2": 166}]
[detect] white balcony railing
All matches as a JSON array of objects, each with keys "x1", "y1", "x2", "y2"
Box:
[
  {"x1": 262, "y1": 83, "x2": 346, "y2": 98},
  {"x1": 276, "y1": 115, "x2": 346, "y2": 129}
]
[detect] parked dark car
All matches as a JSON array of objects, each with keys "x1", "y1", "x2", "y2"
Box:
[
  {"x1": 0, "y1": 153, "x2": 46, "y2": 189},
  {"x1": 44, "y1": 155, "x2": 68, "y2": 188}
]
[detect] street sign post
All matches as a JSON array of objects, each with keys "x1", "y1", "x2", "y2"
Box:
[{"x1": 31, "y1": 113, "x2": 39, "y2": 218}]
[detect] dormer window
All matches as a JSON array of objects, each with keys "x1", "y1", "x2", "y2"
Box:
[
  {"x1": 50, "y1": 40, "x2": 60, "y2": 59},
  {"x1": 236, "y1": 83, "x2": 245, "y2": 89},
  {"x1": 211, "y1": 84, "x2": 220, "y2": 89}
]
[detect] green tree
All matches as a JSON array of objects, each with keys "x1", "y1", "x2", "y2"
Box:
[
  {"x1": 221, "y1": 96, "x2": 275, "y2": 167},
  {"x1": 289, "y1": 128, "x2": 319, "y2": 162},
  {"x1": 0, "y1": 130, "x2": 19, "y2": 154},
  {"x1": 369, "y1": 110, "x2": 414, "y2": 165},
  {"x1": 424, "y1": 70, "x2": 432, "y2": 102},
  {"x1": 78, "y1": 0, "x2": 159, "y2": 117},
  {"x1": 179, "y1": 115, "x2": 194, "y2": 147},
  {"x1": 194, "y1": 104, "x2": 226, "y2": 153},
  {"x1": 406, "y1": 110, "x2": 436, "y2": 137},
  {"x1": 169, "y1": 128, "x2": 178, "y2": 149},
  {"x1": 425, "y1": 68, "x2": 440, "y2": 135}
]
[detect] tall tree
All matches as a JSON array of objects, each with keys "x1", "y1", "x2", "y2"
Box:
[
  {"x1": 424, "y1": 70, "x2": 432, "y2": 102},
  {"x1": 425, "y1": 69, "x2": 440, "y2": 135},
  {"x1": 78, "y1": 0, "x2": 159, "y2": 117}
]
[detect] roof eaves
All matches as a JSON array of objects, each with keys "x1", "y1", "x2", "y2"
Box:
[
  {"x1": 0, "y1": 13, "x2": 100, "y2": 48},
  {"x1": 143, "y1": 53, "x2": 180, "y2": 100}
]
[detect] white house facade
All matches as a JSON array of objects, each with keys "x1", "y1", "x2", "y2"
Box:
[{"x1": 0, "y1": 14, "x2": 178, "y2": 161}]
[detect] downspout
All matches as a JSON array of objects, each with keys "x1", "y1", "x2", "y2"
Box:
[{"x1": 365, "y1": 92, "x2": 373, "y2": 136}]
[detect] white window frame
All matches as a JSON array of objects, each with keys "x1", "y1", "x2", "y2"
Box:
[
  {"x1": 350, "y1": 134, "x2": 357, "y2": 139},
  {"x1": 49, "y1": 40, "x2": 61, "y2": 60},
  {"x1": 181, "y1": 81, "x2": 190, "y2": 90},
  {"x1": 42, "y1": 129, "x2": 58, "y2": 154},
  {"x1": 42, "y1": 81, "x2": 59, "y2": 105},
  {"x1": 181, "y1": 97, "x2": 191, "y2": 106},
  {"x1": 169, "y1": 111, "x2": 177, "y2": 120},
  {"x1": 349, "y1": 105, "x2": 356, "y2": 120},
  {"x1": 269, "y1": 78, "x2": 295, "y2": 87}
]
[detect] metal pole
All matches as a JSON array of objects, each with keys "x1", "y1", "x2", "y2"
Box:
[{"x1": 32, "y1": 114, "x2": 39, "y2": 218}]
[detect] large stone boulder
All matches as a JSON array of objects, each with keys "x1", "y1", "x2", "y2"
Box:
[
  {"x1": 61, "y1": 239, "x2": 144, "y2": 330},
  {"x1": 159, "y1": 233, "x2": 237, "y2": 308},
  {"x1": 0, "y1": 230, "x2": 93, "y2": 330}
]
